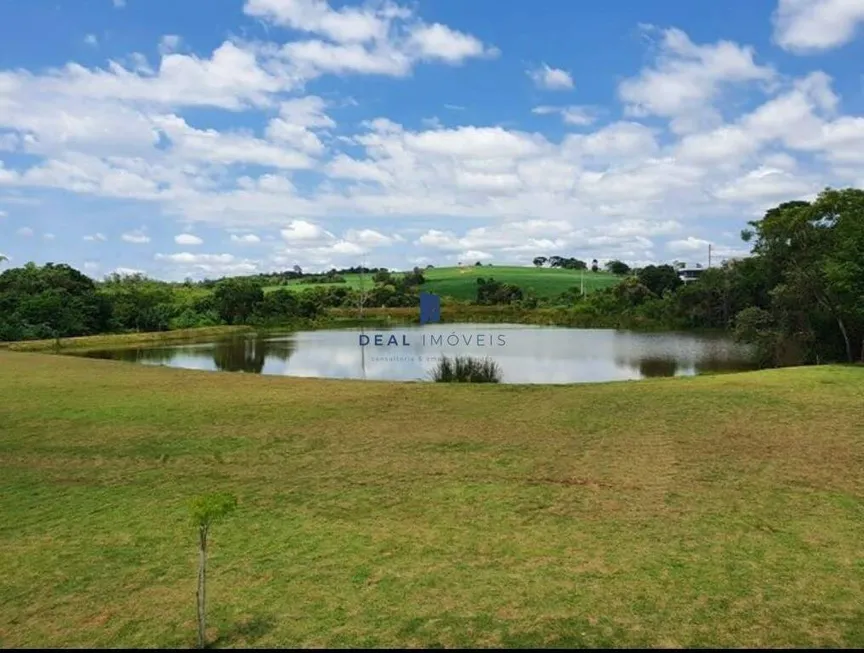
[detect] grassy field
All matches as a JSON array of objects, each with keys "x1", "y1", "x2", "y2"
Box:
[
  {"x1": 2, "y1": 353, "x2": 864, "y2": 648},
  {"x1": 270, "y1": 266, "x2": 620, "y2": 301}
]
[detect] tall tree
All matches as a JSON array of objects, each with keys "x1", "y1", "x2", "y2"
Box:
[
  {"x1": 212, "y1": 278, "x2": 264, "y2": 325},
  {"x1": 637, "y1": 264, "x2": 682, "y2": 297},
  {"x1": 605, "y1": 260, "x2": 631, "y2": 276},
  {"x1": 743, "y1": 189, "x2": 864, "y2": 362}
]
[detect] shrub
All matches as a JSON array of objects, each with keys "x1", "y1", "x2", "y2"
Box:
[{"x1": 430, "y1": 355, "x2": 502, "y2": 383}]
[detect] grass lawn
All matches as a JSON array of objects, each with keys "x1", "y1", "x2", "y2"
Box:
[
  {"x1": 1, "y1": 352, "x2": 864, "y2": 647},
  {"x1": 270, "y1": 266, "x2": 620, "y2": 301}
]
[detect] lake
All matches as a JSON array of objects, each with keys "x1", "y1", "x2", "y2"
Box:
[{"x1": 77, "y1": 324, "x2": 758, "y2": 384}]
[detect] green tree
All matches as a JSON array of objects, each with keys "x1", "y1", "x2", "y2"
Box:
[
  {"x1": 637, "y1": 264, "x2": 682, "y2": 297},
  {"x1": 212, "y1": 278, "x2": 264, "y2": 325},
  {"x1": 743, "y1": 189, "x2": 864, "y2": 362},
  {"x1": 100, "y1": 273, "x2": 176, "y2": 332},
  {"x1": 605, "y1": 260, "x2": 631, "y2": 276},
  {"x1": 190, "y1": 492, "x2": 237, "y2": 649},
  {"x1": 0, "y1": 262, "x2": 112, "y2": 340},
  {"x1": 532, "y1": 256, "x2": 547, "y2": 267},
  {"x1": 372, "y1": 270, "x2": 392, "y2": 284}
]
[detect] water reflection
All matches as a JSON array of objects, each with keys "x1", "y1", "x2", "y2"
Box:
[
  {"x1": 78, "y1": 325, "x2": 758, "y2": 385},
  {"x1": 637, "y1": 358, "x2": 679, "y2": 378},
  {"x1": 211, "y1": 337, "x2": 295, "y2": 374}
]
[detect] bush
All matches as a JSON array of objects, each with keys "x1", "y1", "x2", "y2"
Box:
[{"x1": 430, "y1": 356, "x2": 502, "y2": 383}]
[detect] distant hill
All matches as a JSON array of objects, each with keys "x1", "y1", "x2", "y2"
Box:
[{"x1": 270, "y1": 265, "x2": 621, "y2": 300}]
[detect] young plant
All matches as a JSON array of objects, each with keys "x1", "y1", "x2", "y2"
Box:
[{"x1": 190, "y1": 492, "x2": 238, "y2": 648}]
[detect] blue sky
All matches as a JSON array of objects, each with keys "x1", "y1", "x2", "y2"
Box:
[{"x1": 2, "y1": 0, "x2": 864, "y2": 280}]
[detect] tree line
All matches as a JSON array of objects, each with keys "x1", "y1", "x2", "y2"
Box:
[
  {"x1": 533, "y1": 256, "x2": 631, "y2": 275},
  {"x1": 2, "y1": 187, "x2": 862, "y2": 366}
]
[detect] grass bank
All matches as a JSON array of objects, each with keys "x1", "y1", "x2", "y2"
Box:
[
  {"x1": 1, "y1": 353, "x2": 863, "y2": 647},
  {"x1": 0, "y1": 325, "x2": 254, "y2": 353}
]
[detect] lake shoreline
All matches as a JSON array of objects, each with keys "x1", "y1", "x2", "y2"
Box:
[
  {"x1": 0, "y1": 310, "x2": 736, "y2": 354},
  {"x1": 46, "y1": 323, "x2": 758, "y2": 385}
]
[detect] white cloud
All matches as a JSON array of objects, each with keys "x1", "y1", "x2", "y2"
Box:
[
  {"x1": 121, "y1": 229, "x2": 150, "y2": 244},
  {"x1": 244, "y1": 0, "x2": 495, "y2": 81},
  {"x1": 533, "y1": 105, "x2": 598, "y2": 126},
  {"x1": 85, "y1": 34, "x2": 99, "y2": 47},
  {"x1": 230, "y1": 233, "x2": 261, "y2": 244},
  {"x1": 175, "y1": 233, "x2": 203, "y2": 245},
  {"x1": 83, "y1": 261, "x2": 99, "y2": 270},
  {"x1": 0, "y1": 210, "x2": 7, "y2": 217},
  {"x1": 1, "y1": 41, "x2": 295, "y2": 112},
  {"x1": 244, "y1": 0, "x2": 393, "y2": 43},
  {"x1": 159, "y1": 35, "x2": 182, "y2": 55},
  {"x1": 462, "y1": 249, "x2": 493, "y2": 261},
  {"x1": 155, "y1": 251, "x2": 259, "y2": 278},
  {"x1": 714, "y1": 166, "x2": 818, "y2": 203},
  {"x1": 618, "y1": 27, "x2": 775, "y2": 133},
  {"x1": 114, "y1": 266, "x2": 145, "y2": 276},
  {"x1": 2, "y1": 19, "x2": 864, "y2": 271},
  {"x1": 280, "y1": 219, "x2": 332, "y2": 242},
  {"x1": 529, "y1": 63, "x2": 574, "y2": 90},
  {"x1": 43, "y1": 232, "x2": 55, "y2": 240},
  {"x1": 156, "y1": 252, "x2": 233, "y2": 264},
  {"x1": 83, "y1": 232, "x2": 107, "y2": 242},
  {"x1": 343, "y1": 228, "x2": 397, "y2": 247},
  {"x1": 667, "y1": 236, "x2": 711, "y2": 253},
  {"x1": 112, "y1": 0, "x2": 126, "y2": 7},
  {"x1": 265, "y1": 96, "x2": 333, "y2": 155},
  {"x1": 773, "y1": 0, "x2": 864, "y2": 53},
  {"x1": 153, "y1": 114, "x2": 316, "y2": 169},
  {"x1": 16, "y1": 226, "x2": 33, "y2": 237},
  {"x1": 407, "y1": 23, "x2": 497, "y2": 63}
]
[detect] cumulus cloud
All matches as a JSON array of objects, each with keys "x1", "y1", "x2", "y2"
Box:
[
  {"x1": 114, "y1": 266, "x2": 145, "y2": 276},
  {"x1": 243, "y1": 0, "x2": 496, "y2": 80},
  {"x1": 280, "y1": 219, "x2": 332, "y2": 242},
  {"x1": 529, "y1": 63, "x2": 574, "y2": 90},
  {"x1": 618, "y1": 26, "x2": 775, "y2": 133},
  {"x1": 533, "y1": 105, "x2": 598, "y2": 126},
  {"x1": 16, "y1": 226, "x2": 34, "y2": 237},
  {"x1": 175, "y1": 233, "x2": 203, "y2": 245},
  {"x1": 121, "y1": 229, "x2": 150, "y2": 244},
  {"x1": 773, "y1": 0, "x2": 864, "y2": 53},
  {"x1": 230, "y1": 233, "x2": 261, "y2": 244},
  {"x1": 2, "y1": 13, "x2": 864, "y2": 272},
  {"x1": 667, "y1": 236, "x2": 711, "y2": 253}
]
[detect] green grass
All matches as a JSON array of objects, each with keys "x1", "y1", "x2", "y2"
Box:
[
  {"x1": 2, "y1": 352, "x2": 864, "y2": 647},
  {"x1": 0, "y1": 325, "x2": 253, "y2": 353},
  {"x1": 268, "y1": 266, "x2": 620, "y2": 301}
]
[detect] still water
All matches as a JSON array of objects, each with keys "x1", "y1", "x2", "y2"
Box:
[{"x1": 78, "y1": 324, "x2": 758, "y2": 384}]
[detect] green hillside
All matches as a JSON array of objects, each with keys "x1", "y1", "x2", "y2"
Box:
[{"x1": 272, "y1": 266, "x2": 620, "y2": 300}]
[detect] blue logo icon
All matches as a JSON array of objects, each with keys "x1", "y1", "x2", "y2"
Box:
[{"x1": 419, "y1": 292, "x2": 440, "y2": 324}]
